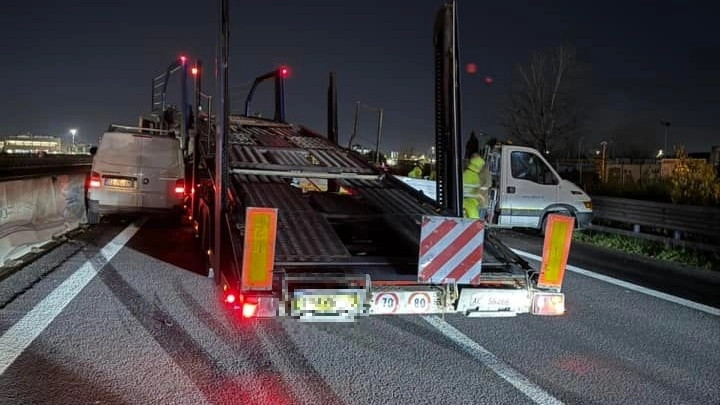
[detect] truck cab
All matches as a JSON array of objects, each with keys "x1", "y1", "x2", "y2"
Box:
[
  {"x1": 488, "y1": 144, "x2": 593, "y2": 231},
  {"x1": 396, "y1": 144, "x2": 593, "y2": 232}
]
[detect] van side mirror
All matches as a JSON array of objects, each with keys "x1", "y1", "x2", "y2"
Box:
[{"x1": 89, "y1": 146, "x2": 98, "y2": 156}]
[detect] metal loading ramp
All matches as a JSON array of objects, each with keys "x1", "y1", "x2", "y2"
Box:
[
  {"x1": 339, "y1": 179, "x2": 438, "y2": 246},
  {"x1": 231, "y1": 178, "x2": 351, "y2": 263}
]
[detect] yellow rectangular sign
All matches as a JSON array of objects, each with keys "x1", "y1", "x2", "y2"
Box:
[
  {"x1": 538, "y1": 214, "x2": 575, "y2": 290},
  {"x1": 241, "y1": 207, "x2": 278, "y2": 291}
]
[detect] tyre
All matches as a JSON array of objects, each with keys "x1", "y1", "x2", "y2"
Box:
[{"x1": 87, "y1": 201, "x2": 100, "y2": 225}]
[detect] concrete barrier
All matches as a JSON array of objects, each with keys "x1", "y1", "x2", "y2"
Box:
[{"x1": 0, "y1": 174, "x2": 87, "y2": 266}]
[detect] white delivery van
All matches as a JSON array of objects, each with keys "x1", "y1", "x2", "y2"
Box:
[
  {"x1": 86, "y1": 124, "x2": 187, "y2": 224},
  {"x1": 396, "y1": 144, "x2": 593, "y2": 232}
]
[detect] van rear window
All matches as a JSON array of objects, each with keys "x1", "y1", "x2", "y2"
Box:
[{"x1": 97, "y1": 133, "x2": 179, "y2": 168}]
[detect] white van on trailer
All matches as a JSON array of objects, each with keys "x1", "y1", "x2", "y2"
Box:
[{"x1": 86, "y1": 124, "x2": 187, "y2": 224}]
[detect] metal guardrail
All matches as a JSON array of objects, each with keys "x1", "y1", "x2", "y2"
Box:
[
  {"x1": 591, "y1": 196, "x2": 720, "y2": 248},
  {"x1": 0, "y1": 155, "x2": 92, "y2": 181}
]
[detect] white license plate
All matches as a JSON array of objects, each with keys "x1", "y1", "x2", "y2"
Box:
[
  {"x1": 471, "y1": 294, "x2": 514, "y2": 309},
  {"x1": 291, "y1": 290, "x2": 363, "y2": 318},
  {"x1": 104, "y1": 178, "x2": 133, "y2": 188}
]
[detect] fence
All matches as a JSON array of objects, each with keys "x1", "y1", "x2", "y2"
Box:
[{"x1": 590, "y1": 196, "x2": 720, "y2": 251}]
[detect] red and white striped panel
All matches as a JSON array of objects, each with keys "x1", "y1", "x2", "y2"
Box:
[{"x1": 417, "y1": 216, "x2": 484, "y2": 285}]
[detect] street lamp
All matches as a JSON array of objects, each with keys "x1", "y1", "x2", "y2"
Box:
[
  {"x1": 659, "y1": 120, "x2": 671, "y2": 154},
  {"x1": 69, "y1": 128, "x2": 77, "y2": 153},
  {"x1": 600, "y1": 141, "x2": 608, "y2": 182}
]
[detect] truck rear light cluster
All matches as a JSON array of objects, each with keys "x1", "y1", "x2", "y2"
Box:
[
  {"x1": 174, "y1": 179, "x2": 185, "y2": 194},
  {"x1": 242, "y1": 302, "x2": 258, "y2": 318},
  {"x1": 532, "y1": 293, "x2": 565, "y2": 316},
  {"x1": 224, "y1": 293, "x2": 236, "y2": 304},
  {"x1": 89, "y1": 171, "x2": 102, "y2": 188},
  {"x1": 222, "y1": 291, "x2": 259, "y2": 318}
]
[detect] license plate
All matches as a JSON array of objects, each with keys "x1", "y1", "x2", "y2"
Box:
[
  {"x1": 471, "y1": 294, "x2": 514, "y2": 310},
  {"x1": 291, "y1": 290, "x2": 362, "y2": 316},
  {"x1": 105, "y1": 178, "x2": 133, "y2": 188}
]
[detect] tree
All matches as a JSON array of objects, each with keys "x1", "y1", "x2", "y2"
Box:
[
  {"x1": 670, "y1": 145, "x2": 720, "y2": 206},
  {"x1": 502, "y1": 46, "x2": 588, "y2": 155}
]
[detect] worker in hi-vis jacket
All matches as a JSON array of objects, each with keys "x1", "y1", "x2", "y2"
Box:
[
  {"x1": 462, "y1": 154, "x2": 492, "y2": 220},
  {"x1": 407, "y1": 163, "x2": 423, "y2": 179}
]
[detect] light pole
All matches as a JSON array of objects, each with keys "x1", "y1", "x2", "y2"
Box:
[
  {"x1": 577, "y1": 136, "x2": 584, "y2": 181},
  {"x1": 69, "y1": 128, "x2": 77, "y2": 153},
  {"x1": 600, "y1": 141, "x2": 608, "y2": 182},
  {"x1": 660, "y1": 120, "x2": 671, "y2": 155}
]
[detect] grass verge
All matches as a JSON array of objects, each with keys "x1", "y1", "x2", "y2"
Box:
[{"x1": 572, "y1": 231, "x2": 720, "y2": 271}]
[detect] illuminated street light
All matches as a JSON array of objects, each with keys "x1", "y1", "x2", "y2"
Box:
[{"x1": 69, "y1": 128, "x2": 77, "y2": 153}]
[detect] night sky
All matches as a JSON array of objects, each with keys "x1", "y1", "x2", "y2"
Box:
[{"x1": 1, "y1": 0, "x2": 717, "y2": 156}]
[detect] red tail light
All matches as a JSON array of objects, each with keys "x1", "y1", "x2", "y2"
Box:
[
  {"x1": 225, "y1": 293, "x2": 236, "y2": 304},
  {"x1": 174, "y1": 179, "x2": 185, "y2": 194},
  {"x1": 89, "y1": 171, "x2": 102, "y2": 188}
]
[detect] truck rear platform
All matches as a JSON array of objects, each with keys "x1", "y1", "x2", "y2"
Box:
[{"x1": 198, "y1": 117, "x2": 565, "y2": 322}]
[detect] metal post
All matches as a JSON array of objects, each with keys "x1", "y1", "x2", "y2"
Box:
[
  {"x1": 375, "y1": 109, "x2": 384, "y2": 164},
  {"x1": 213, "y1": 0, "x2": 230, "y2": 278},
  {"x1": 449, "y1": 0, "x2": 464, "y2": 217},
  {"x1": 349, "y1": 101, "x2": 360, "y2": 149}
]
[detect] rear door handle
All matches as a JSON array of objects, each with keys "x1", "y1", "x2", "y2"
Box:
[{"x1": 507, "y1": 186, "x2": 516, "y2": 193}]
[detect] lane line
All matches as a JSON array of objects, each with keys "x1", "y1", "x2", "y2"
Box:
[
  {"x1": 422, "y1": 315, "x2": 565, "y2": 405},
  {"x1": 0, "y1": 219, "x2": 146, "y2": 375},
  {"x1": 510, "y1": 248, "x2": 720, "y2": 317}
]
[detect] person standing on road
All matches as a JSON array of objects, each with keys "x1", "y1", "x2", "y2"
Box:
[{"x1": 462, "y1": 154, "x2": 492, "y2": 220}]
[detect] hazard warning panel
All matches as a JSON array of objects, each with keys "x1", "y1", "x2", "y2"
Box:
[{"x1": 417, "y1": 216, "x2": 484, "y2": 285}]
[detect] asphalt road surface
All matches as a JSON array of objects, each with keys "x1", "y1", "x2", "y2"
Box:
[{"x1": 1, "y1": 217, "x2": 718, "y2": 405}]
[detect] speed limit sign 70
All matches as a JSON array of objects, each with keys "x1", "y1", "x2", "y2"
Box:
[{"x1": 374, "y1": 292, "x2": 398, "y2": 314}]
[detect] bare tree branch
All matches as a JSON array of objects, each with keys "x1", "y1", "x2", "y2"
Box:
[{"x1": 501, "y1": 46, "x2": 588, "y2": 155}]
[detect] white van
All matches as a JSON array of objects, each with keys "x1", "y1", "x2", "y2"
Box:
[
  {"x1": 396, "y1": 144, "x2": 593, "y2": 232},
  {"x1": 86, "y1": 124, "x2": 187, "y2": 224}
]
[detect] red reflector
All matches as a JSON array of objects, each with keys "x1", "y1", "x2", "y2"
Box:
[
  {"x1": 242, "y1": 302, "x2": 257, "y2": 318},
  {"x1": 225, "y1": 293, "x2": 236, "y2": 304}
]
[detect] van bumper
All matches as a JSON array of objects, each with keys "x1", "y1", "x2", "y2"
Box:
[
  {"x1": 88, "y1": 199, "x2": 184, "y2": 217},
  {"x1": 575, "y1": 212, "x2": 593, "y2": 229}
]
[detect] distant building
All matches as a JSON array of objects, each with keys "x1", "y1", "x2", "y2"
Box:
[{"x1": 1, "y1": 133, "x2": 62, "y2": 154}]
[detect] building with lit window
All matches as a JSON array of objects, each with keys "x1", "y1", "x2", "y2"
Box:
[{"x1": 1, "y1": 133, "x2": 62, "y2": 154}]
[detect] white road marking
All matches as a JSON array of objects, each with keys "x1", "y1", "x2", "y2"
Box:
[
  {"x1": 510, "y1": 248, "x2": 720, "y2": 317},
  {"x1": 422, "y1": 315, "x2": 565, "y2": 405},
  {"x1": 0, "y1": 219, "x2": 145, "y2": 375}
]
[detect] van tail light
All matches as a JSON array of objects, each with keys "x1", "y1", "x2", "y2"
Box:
[
  {"x1": 174, "y1": 179, "x2": 185, "y2": 194},
  {"x1": 89, "y1": 171, "x2": 102, "y2": 188}
]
